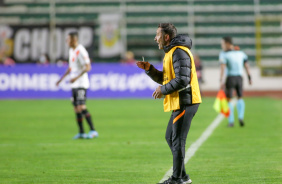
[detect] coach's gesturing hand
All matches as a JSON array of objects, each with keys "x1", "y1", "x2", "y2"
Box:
[
  {"x1": 136, "y1": 61, "x2": 151, "y2": 71},
  {"x1": 152, "y1": 86, "x2": 163, "y2": 99}
]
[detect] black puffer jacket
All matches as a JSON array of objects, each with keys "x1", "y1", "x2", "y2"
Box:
[{"x1": 145, "y1": 34, "x2": 193, "y2": 105}]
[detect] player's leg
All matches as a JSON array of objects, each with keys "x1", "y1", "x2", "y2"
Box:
[
  {"x1": 81, "y1": 105, "x2": 95, "y2": 131},
  {"x1": 235, "y1": 76, "x2": 245, "y2": 126},
  {"x1": 72, "y1": 89, "x2": 86, "y2": 139},
  {"x1": 76, "y1": 88, "x2": 98, "y2": 138},
  {"x1": 225, "y1": 76, "x2": 235, "y2": 127},
  {"x1": 74, "y1": 106, "x2": 84, "y2": 134},
  {"x1": 81, "y1": 104, "x2": 98, "y2": 138}
]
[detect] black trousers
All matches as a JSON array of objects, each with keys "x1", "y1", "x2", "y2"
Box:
[{"x1": 165, "y1": 103, "x2": 200, "y2": 179}]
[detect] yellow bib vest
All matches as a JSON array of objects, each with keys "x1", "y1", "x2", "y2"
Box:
[{"x1": 162, "y1": 46, "x2": 202, "y2": 112}]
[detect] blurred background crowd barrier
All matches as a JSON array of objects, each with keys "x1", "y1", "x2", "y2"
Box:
[
  {"x1": 0, "y1": 0, "x2": 281, "y2": 98},
  {"x1": 0, "y1": 64, "x2": 159, "y2": 98}
]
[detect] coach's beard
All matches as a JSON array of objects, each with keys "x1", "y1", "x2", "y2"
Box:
[{"x1": 158, "y1": 36, "x2": 169, "y2": 50}]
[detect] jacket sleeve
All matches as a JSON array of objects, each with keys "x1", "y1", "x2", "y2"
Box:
[
  {"x1": 145, "y1": 64, "x2": 163, "y2": 85},
  {"x1": 160, "y1": 48, "x2": 191, "y2": 95}
]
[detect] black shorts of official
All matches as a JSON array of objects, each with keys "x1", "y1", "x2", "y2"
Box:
[
  {"x1": 71, "y1": 88, "x2": 87, "y2": 106},
  {"x1": 225, "y1": 76, "x2": 243, "y2": 98}
]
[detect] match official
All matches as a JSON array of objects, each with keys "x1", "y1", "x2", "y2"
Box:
[
  {"x1": 56, "y1": 31, "x2": 98, "y2": 139},
  {"x1": 137, "y1": 23, "x2": 201, "y2": 184},
  {"x1": 219, "y1": 36, "x2": 252, "y2": 127}
]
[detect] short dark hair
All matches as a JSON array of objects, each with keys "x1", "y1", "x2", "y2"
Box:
[
  {"x1": 158, "y1": 23, "x2": 177, "y2": 40},
  {"x1": 222, "y1": 36, "x2": 232, "y2": 44},
  {"x1": 68, "y1": 31, "x2": 78, "y2": 37}
]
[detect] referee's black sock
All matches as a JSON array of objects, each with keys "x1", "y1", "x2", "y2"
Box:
[
  {"x1": 76, "y1": 113, "x2": 84, "y2": 133},
  {"x1": 82, "y1": 109, "x2": 95, "y2": 131}
]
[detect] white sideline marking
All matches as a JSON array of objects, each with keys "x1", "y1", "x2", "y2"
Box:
[{"x1": 159, "y1": 100, "x2": 236, "y2": 183}]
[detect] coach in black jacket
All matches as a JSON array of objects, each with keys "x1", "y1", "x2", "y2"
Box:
[
  {"x1": 146, "y1": 34, "x2": 193, "y2": 105},
  {"x1": 137, "y1": 23, "x2": 201, "y2": 184}
]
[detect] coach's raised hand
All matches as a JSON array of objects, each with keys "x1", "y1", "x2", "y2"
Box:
[{"x1": 136, "y1": 61, "x2": 151, "y2": 71}]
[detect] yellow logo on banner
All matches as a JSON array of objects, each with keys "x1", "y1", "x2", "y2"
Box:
[{"x1": 101, "y1": 29, "x2": 119, "y2": 48}]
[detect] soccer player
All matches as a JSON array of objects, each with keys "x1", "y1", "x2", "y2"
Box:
[
  {"x1": 219, "y1": 36, "x2": 252, "y2": 127},
  {"x1": 137, "y1": 23, "x2": 202, "y2": 184},
  {"x1": 56, "y1": 31, "x2": 98, "y2": 139}
]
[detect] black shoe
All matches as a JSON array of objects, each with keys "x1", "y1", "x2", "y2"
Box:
[
  {"x1": 158, "y1": 176, "x2": 184, "y2": 184},
  {"x1": 239, "y1": 120, "x2": 245, "y2": 127}
]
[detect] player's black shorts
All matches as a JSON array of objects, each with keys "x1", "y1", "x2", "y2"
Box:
[
  {"x1": 225, "y1": 76, "x2": 243, "y2": 98},
  {"x1": 71, "y1": 88, "x2": 87, "y2": 106}
]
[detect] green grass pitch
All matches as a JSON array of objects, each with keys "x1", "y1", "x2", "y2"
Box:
[{"x1": 0, "y1": 97, "x2": 281, "y2": 184}]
